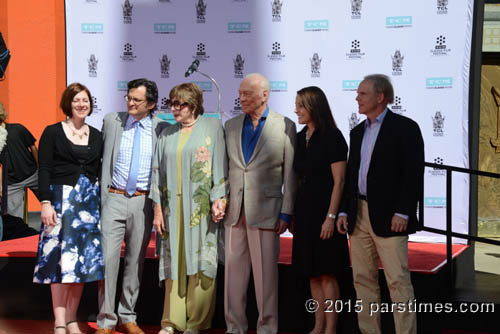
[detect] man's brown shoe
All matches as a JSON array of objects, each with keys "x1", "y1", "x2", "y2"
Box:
[
  {"x1": 120, "y1": 322, "x2": 145, "y2": 334},
  {"x1": 94, "y1": 328, "x2": 115, "y2": 334}
]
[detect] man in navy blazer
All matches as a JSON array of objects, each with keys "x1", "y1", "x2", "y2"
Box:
[{"x1": 337, "y1": 74, "x2": 424, "y2": 334}]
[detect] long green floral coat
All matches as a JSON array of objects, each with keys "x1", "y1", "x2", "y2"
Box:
[{"x1": 150, "y1": 116, "x2": 228, "y2": 281}]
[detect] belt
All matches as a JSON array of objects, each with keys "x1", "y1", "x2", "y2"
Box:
[
  {"x1": 109, "y1": 186, "x2": 149, "y2": 197},
  {"x1": 358, "y1": 194, "x2": 367, "y2": 201}
]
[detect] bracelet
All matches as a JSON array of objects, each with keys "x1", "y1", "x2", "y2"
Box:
[
  {"x1": 327, "y1": 213, "x2": 336, "y2": 220},
  {"x1": 41, "y1": 200, "x2": 51, "y2": 205}
]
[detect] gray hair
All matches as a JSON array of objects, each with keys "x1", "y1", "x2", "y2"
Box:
[
  {"x1": 363, "y1": 74, "x2": 394, "y2": 104},
  {"x1": 244, "y1": 73, "x2": 270, "y2": 101}
]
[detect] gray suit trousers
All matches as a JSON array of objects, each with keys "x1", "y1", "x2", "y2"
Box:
[{"x1": 97, "y1": 191, "x2": 153, "y2": 329}]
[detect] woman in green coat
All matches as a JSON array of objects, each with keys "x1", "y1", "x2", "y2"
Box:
[{"x1": 150, "y1": 83, "x2": 228, "y2": 334}]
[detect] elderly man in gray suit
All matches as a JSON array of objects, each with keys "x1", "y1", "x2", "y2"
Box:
[
  {"x1": 96, "y1": 78, "x2": 168, "y2": 334},
  {"x1": 224, "y1": 73, "x2": 297, "y2": 334}
]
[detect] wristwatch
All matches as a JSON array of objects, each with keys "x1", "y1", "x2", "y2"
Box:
[{"x1": 327, "y1": 213, "x2": 336, "y2": 220}]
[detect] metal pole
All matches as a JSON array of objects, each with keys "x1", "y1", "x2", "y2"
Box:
[{"x1": 195, "y1": 69, "x2": 222, "y2": 123}]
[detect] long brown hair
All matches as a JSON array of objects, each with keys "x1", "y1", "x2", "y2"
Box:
[{"x1": 296, "y1": 86, "x2": 337, "y2": 133}]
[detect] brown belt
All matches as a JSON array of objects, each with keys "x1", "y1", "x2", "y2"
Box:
[{"x1": 109, "y1": 186, "x2": 149, "y2": 197}]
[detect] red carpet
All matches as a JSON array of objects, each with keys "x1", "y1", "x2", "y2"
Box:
[{"x1": 0, "y1": 234, "x2": 468, "y2": 274}]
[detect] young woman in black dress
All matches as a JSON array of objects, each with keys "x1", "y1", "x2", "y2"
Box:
[{"x1": 292, "y1": 86, "x2": 349, "y2": 334}]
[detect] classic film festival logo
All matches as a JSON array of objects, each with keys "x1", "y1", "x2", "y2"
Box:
[
  {"x1": 347, "y1": 40, "x2": 365, "y2": 60},
  {"x1": 432, "y1": 111, "x2": 445, "y2": 137},
  {"x1": 429, "y1": 157, "x2": 446, "y2": 176},
  {"x1": 154, "y1": 23, "x2": 176, "y2": 34},
  {"x1": 392, "y1": 96, "x2": 406, "y2": 114},
  {"x1": 160, "y1": 97, "x2": 170, "y2": 112},
  {"x1": 194, "y1": 43, "x2": 210, "y2": 62},
  {"x1": 233, "y1": 54, "x2": 245, "y2": 78},
  {"x1": 304, "y1": 20, "x2": 329, "y2": 32},
  {"x1": 271, "y1": 0, "x2": 283, "y2": 22},
  {"x1": 351, "y1": 0, "x2": 362, "y2": 19},
  {"x1": 87, "y1": 54, "x2": 98, "y2": 77},
  {"x1": 310, "y1": 53, "x2": 321, "y2": 78},
  {"x1": 391, "y1": 50, "x2": 404, "y2": 76},
  {"x1": 228, "y1": 22, "x2": 251, "y2": 34},
  {"x1": 386, "y1": 16, "x2": 412, "y2": 29},
  {"x1": 160, "y1": 54, "x2": 171, "y2": 78},
  {"x1": 121, "y1": 43, "x2": 136, "y2": 62},
  {"x1": 122, "y1": 0, "x2": 133, "y2": 24},
  {"x1": 270, "y1": 81, "x2": 288, "y2": 93},
  {"x1": 431, "y1": 35, "x2": 451, "y2": 56},
  {"x1": 437, "y1": 0, "x2": 448, "y2": 15},
  {"x1": 426, "y1": 77, "x2": 453, "y2": 89},
  {"x1": 348, "y1": 113, "x2": 361, "y2": 130},
  {"x1": 267, "y1": 42, "x2": 285, "y2": 61},
  {"x1": 196, "y1": 0, "x2": 207, "y2": 24},
  {"x1": 92, "y1": 96, "x2": 102, "y2": 114},
  {"x1": 230, "y1": 97, "x2": 242, "y2": 117}
]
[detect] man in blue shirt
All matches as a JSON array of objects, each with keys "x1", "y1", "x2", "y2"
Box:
[
  {"x1": 224, "y1": 73, "x2": 297, "y2": 334},
  {"x1": 96, "y1": 79, "x2": 168, "y2": 334},
  {"x1": 338, "y1": 74, "x2": 424, "y2": 334}
]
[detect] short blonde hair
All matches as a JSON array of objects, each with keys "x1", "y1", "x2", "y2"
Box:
[{"x1": 0, "y1": 102, "x2": 7, "y2": 123}]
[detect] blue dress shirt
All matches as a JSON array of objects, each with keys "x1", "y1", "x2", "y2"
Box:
[{"x1": 241, "y1": 107, "x2": 291, "y2": 223}]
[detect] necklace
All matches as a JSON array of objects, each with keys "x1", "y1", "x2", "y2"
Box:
[
  {"x1": 181, "y1": 116, "x2": 199, "y2": 128},
  {"x1": 66, "y1": 121, "x2": 88, "y2": 139}
]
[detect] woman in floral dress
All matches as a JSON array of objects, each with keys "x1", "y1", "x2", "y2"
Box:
[
  {"x1": 33, "y1": 83, "x2": 104, "y2": 334},
  {"x1": 150, "y1": 83, "x2": 228, "y2": 334}
]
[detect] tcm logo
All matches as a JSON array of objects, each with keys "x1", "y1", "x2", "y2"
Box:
[
  {"x1": 192, "y1": 81, "x2": 212, "y2": 92},
  {"x1": 304, "y1": 20, "x2": 328, "y2": 32},
  {"x1": 426, "y1": 77, "x2": 453, "y2": 89},
  {"x1": 386, "y1": 16, "x2": 412, "y2": 28},
  {"x1": 424, "y1": 197, "x2": 446, "y2": 208},
  {"x1": 117, "y1": 81, "x2": 128, "y2": 91},
  {"x1": 270, "y1": 81, "x2": 288, "y2": 92},
  {"x1": 81, "y1": 23, "x2": 104, "y2": 33},
  {"x1": 228, "y1": 22, "x2": 251, "y2": 33},
  {"x1": 342, "y1": 80, "x2": 361, "y2": 91},
  {"x1": 154, "y1": 23, "x2": 176, "y2": 34}
]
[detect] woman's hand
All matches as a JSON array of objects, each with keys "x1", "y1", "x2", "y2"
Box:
[
  {"x1": 41, "y1": 202, "x2": 57, "y2": 226},
  {"x1": 320, "y1": 217, "x2": 335, "y2": 240},
  {"x1": 211, "y1": 198, "x2": 227, "y2": 223},
  {"x1": 153, "y1": 203, "x2": 166, "y2": 235}
]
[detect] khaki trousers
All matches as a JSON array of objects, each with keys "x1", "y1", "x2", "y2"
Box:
[
  {"x1": 224, "y1": 212, "x2": 280, "y2": 334},
  {"x1": 350, "y1": 199, "x2": 416, "y2": 334}
]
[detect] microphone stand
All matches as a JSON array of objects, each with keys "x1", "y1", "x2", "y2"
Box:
[{"x1": 193, "y1": 69, "x2": 223, "y2": 123}]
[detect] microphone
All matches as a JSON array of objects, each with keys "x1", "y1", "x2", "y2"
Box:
[{"x1": 185, "y1": 59, "x2": 200, "y2": 77}]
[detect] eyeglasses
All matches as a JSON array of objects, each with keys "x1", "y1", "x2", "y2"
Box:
[
  {"x1": 167, "y1": 100, "x2": 189, "y2": 111},
  {"x1": 124, "y1": 95, "x2": 147, "y2": 105}
]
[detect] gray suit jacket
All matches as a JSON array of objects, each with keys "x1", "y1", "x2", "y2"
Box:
[
  {"x1": 100, "y1": 112, "x2": 168, "y2": 206},
  {"x1": 224, "y1": 109, "x2": 297, "y2": 229}
]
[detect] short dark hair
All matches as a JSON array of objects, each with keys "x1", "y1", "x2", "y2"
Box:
[
  {"x1": 127, "y1": 78, "x2": 158, "y2": 112},
  {"x1": 363, "y1": 74, "x2": 394, "y2": 104},
  {"x1": 296, "y1": 86, "x2": 337, "y2": 133},
  {"x1": 60, "y1": 82, "x2": 93, "y2": 117},
  {"x1": 169, "y1": 82, "x2": 205, "y2": 117}
]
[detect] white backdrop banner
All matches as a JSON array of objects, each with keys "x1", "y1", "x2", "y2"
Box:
[{"x1": 65, "y1": 0, "x2": 474, "y2": 243}]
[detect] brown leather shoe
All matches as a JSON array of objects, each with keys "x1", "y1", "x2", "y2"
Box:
[
  {"x1": 120, "y1": 322, "x2": 145, "y2": 334},
  {"x1": 94, "y1": 328, "x2": 115, "y2": 334}
]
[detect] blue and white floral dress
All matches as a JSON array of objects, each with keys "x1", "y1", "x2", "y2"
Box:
[{"x1": 33, "y1": 174, "x2": 104, "y2": 284}]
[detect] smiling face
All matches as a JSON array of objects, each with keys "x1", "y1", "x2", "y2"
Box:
[
  {"x1": 356, "y1": 79, "x2": 384, "y2": 120},
  {"x1": 126, "y1": 85, "x2": 155, "y2": 121},
  {"x1": 70, "y1": 91, "x2": 91, "y2": 121},
  {"x1": 294, "y1": 94, "x2": 313, "y2": 126}
]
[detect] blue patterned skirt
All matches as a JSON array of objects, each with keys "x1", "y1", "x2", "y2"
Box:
[{"x1": 33, "y1": 174, "x2": 104, "y2": 284}]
